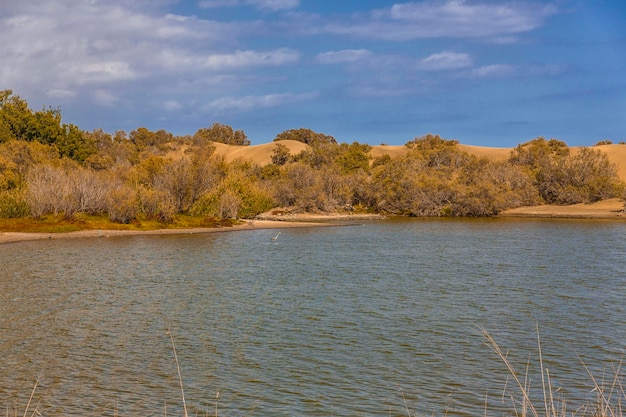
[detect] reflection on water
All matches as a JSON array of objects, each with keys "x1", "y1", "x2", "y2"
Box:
[{"x1": 1, "y1": 219, "x2": 625, "y2": 416}]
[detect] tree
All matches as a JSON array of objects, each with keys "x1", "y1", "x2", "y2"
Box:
[
  {"x1": 271, "y1": 142, "x2": 291, "y2": 166},
  {"x1": 0, "y1": 90, "x2": 32, "y2": 142},
  {"x1": 405, "y1": 134, "x2": 469, "y2": 170},
  {"x1": 130, "y1": 127, "x2": 173, "y2": 149},
  {"x1": 56, "y1": 123, "x2": 97, "y2": 162},
  {"x1": 193, "y1": 122, "x2": 250, "y2": 146},
  {"x1": 273, "y1": 128, "x2": 336, "y2": 145},
  {"x1": 335, "y1": 142, "x2": 371, "y2": 174}
]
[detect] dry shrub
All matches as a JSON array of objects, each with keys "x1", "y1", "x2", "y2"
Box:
[{"x1": 106, "y1": 185, "x2": 138, "y2": 223}]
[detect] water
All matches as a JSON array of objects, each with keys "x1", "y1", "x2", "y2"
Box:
[{"x1": 1, "y1": 218, "x2": 625, "y2": 416}]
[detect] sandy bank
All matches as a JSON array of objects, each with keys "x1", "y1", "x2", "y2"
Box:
[
  {"x1": 0, "y1": 219, "x2": 335, "y2": 245},
  {"x1": 499, "y1": 198, "x2": 625, "y2": 219}
]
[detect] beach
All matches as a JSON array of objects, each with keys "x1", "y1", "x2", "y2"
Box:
[
  {"x1": 499, "y1": 198, "x2": 625, "y2": 219},
  {"x1": 0, "y1": 219, "x2": 334, "y2": 245}
]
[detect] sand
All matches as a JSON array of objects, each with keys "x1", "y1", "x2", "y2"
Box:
[
  {"x1": 499, "y1": 198, "x2": 625, "y2": 219},
  {"x1": 0, "y1": 219, "x2": 337, "y2": 245}
]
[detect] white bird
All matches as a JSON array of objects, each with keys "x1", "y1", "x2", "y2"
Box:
[{"x1": 271, "y1": 231, "x2": 281, "y2": 241}]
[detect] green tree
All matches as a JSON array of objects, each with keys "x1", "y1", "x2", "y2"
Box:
[
  {"x1": 56, "y1": 123, "x2": 97, "y2": 162},
  {"x1": 335, "y1": 142, "x2": 371, "y2": 174},
  {"x1": 193, "y1": 122, "x2": 250, "y2": 146},
  {"x1": 130, "y1": 127, "x2": 173, "y2": 149},
  {"x1": 273, "y1": 128, "x2": 336, "y2": 145},
  {"x1": 0, "y1": 90, "x2": 32, "y2": 142}
]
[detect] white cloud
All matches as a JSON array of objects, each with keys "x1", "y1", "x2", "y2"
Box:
[
  {"x1": 205, "y1": 91, "x2": 319, "y2": 111},
  {"x1": 418, "y1": 51, "x2": 473, "y2": 71},
  {"x1": 322, "y1": 0, "x2": 557, "y2": 41},
  {"x1": 199, "y1": 0, "x2": 299, "y2": 12},
  {"x1": 0, "y1": 1, "x2": 296, "y2": 109},
  {"x1": 317, "y1": 49, "x2": 373, "y2": 64},
  {"x1": 163, "y1": 100, "x2": 183, "y2": 111},
  {"x1": 92, "y1": 89, "x2": 118, "y2": 107},
  {"x1": 467, "y1": 63, "x2": 566, "y2": 79},
  {"x1": 202, "y1": 49, "x2": 301, "y2": 70},
  {"x1": 46, "y1": 89, "x2": 76, "y2": 99},
  {"x1": 470, "y1": 64, "x2": 517, "y2": 78}
]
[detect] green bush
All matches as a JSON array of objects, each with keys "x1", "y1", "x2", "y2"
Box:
[{"x1": 0, "y1": 189, "x2": 29, "y2": 218}]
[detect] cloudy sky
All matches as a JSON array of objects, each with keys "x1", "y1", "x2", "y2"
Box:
[{"x1": 1, "y1": 0, "x2": 624, "y2": 146}]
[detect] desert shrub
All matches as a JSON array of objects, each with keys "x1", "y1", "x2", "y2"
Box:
[
  {"x1": 106, "y1": 185, "x2": 138, "y2": 224},
  {"x1": 271, "y1": 142, "x2": 291, "y2": 166},
  {"x1": 137, "y1": 187, "x2": 175, "y2": 223},
  {"x1": 335, "y1": 142, "x2": 371, "y2": 174},
  {"x1": 563, "y1": 147, "x2": 623, "y2": 202},
  {"x1": 0, "y1": 189, "x2": 29, "y2": 218},
  {"x1": 460, "y1": 159, "x2": 541, "y2": 211},
  {"x1": 0, "y1": 139, "x2": 60, "y2": 177},
  {"x1": 191, "y1": 171, "x2": 274, "y2": 219},
  {"x1": 292, "y1": 140, "x2": 340, "y2": 169},
  {"x1": 25, "y1": 162, "x2": 110, "y2": 219},
  {"x1": 510, "y1": 139, "x2": 623, "y2": 204},
  {"x1": 405, "y1": 134, "x2": 469, "y2": 170}
]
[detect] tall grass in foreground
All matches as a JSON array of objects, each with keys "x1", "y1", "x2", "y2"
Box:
[
  {"x1": 481, "y1": 325, "x2": 624, "y2": 417},
  {"x1": 5, "y1": 326, "x2": 624, "y2": 416}
]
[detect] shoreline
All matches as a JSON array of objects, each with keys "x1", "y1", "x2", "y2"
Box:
[
  {"x1": 1, "y1": 202, "x2": 624, "y2": 244},
  {"x1": 498, "y1": 198, "x2": 625, "y2": 219},
  {"x1": 0, "y1": 219, "x2": 336, "y2": 245}
]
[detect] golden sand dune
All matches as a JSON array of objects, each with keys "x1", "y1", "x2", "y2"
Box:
[{"x1": 213, "y1": 140, "x2": 308, "y2": 164}]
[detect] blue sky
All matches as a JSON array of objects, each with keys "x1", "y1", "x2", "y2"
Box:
[{"x1": 1, "y1": 1, "x2": 624, "y2": 146}]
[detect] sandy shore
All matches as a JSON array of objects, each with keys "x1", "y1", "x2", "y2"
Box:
[
  {"x1": 0, "y1": 219, "x2": 339, "y2": 245},
  {"x1": 499, "y1": 198, "x2": 625, "y2": 219}
]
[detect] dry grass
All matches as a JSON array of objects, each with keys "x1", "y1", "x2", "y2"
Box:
[{"x1": 481, "y1": 325, "x2": 624, "y2": 417}]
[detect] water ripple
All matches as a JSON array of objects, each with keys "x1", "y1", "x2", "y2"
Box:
[{"x1": 1, "y1": 219, "x2": 625, "y2": 416}]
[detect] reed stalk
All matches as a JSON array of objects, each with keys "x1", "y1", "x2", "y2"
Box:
[{"x1": 481, "y1": 325, "x2": 624, "y2": 417}]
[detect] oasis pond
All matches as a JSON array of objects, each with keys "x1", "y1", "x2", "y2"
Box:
[{"x1": 1, "y1": 218, "x2": 625, "y2": 416}]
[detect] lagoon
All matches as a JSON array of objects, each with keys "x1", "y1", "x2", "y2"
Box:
[{"x1": 1, "y1": 218, "x2": 625, "y2": 416}]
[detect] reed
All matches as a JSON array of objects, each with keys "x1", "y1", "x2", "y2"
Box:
[
  {"x1": 5, "y1": 378, "x2": 40, "y2": 417},
  {"x1": 481, "y1": 324, "x2": 624, "y2": 417}
]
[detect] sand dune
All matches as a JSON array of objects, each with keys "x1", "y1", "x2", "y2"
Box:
[
  {"x1": 213, "y1": 140, "x2": 309, "y2": 165},
  {"x1": 213, "y1": 141, "x2": 626, "y2": 182}
]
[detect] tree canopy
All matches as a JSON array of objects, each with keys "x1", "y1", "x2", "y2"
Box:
[{"x1": 273, "y1": 128, "x2": 336, "y2": 145}]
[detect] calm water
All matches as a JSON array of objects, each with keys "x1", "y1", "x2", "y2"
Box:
[{"x1": 1, "y1": 219, "x2": 625, "y2": 416}]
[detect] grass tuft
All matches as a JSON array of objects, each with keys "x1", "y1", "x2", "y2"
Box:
[{"x1": 481, "y1": 325, "x2": 624, "y2": 417}]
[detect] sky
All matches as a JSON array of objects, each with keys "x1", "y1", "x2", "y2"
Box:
[{"x1": 1, "y1": 0, "x2": 624, "y2": 147}]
